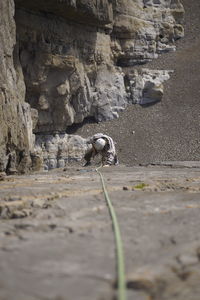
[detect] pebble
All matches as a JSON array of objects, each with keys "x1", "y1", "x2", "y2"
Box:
[{"x1": 123, "y1": 186, "x2": 129, "y2": 190}]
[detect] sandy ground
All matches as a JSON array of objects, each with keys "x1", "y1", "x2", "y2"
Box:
[{"x1": 1, "y1": 163, "x2": 200, "y2": 300}]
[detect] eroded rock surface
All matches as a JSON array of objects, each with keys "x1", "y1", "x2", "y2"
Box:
[
  {"x1": 0, "y1": 0, "x2": 185, "y2": 172},
  {"x1": 0, "y1": 0, "x2": 36, "y2": 173},
  {"x1": 34, "y1": 133, "x2": 88, "y2": 170},
  {"x1": 15, "y1": 0, "x2": 184, "y2": 132},
  {"x1": 126, "y1": 68, "x2": 173, "y2": 104},
  {"x1": 1, "y1": 164, "x2": 200, "y2": 300}
]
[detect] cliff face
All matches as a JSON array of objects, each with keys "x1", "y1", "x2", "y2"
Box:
[
  {"x1": 0, "y1": 0, "x2": 36, "y2": 173},
  {"x1": 15, "y1": 0, "x2": 184, "y2": 131},
  {"x1": 0, "y1": 0, "x2": 184, "y2": 172}
]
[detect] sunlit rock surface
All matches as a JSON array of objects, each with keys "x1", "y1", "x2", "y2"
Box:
[
  {"x1": 15, "y1": 0, "x2": 184, "y2": 132},
  {"x1": 0, "y1": 0, "x2": 35, "y2": 173},
  {"x1": 34, "y1": 133, "x2": 87, "y2": 170},
  {"x1": 0, "y1": 0, "x2": 184, "y2": 172},
  {"x1": 127, "y1": 69, "x2": 173, "y2": 104}
]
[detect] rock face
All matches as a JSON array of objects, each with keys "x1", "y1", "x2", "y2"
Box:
[
  {"x1": 127, "y1": 69, "x2": 173, "y2": 105},
  {"x1": 0, "y1": 0, "x2": 36, "y2": 173},
  {"x1": 0, "y1": 0, "x2": 184, "y2": 171},
  {"x1": 1, "y1": 165, "x2": 200, "y2": 300},
  {"x1": 15, "y1": 0, "x2": 184, "y2": 132},
  {"x1": 34, "y1": 134, "x2": 87, "y2": 170},
  {"x1": 112, "y1": 0, "x2": 184, "y2": 65}
]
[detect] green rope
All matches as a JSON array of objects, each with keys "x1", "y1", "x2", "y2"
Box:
[{"x1": 96, "y1": 166, "x2": 127, "y2": 300}]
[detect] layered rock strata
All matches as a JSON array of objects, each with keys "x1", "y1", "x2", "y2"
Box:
[
  {"x1": 34, "y1": 134, "x2": 87, "y2": 170},
  {"x1": 15, "y1": 0, "x2": 184, "y2": 131},
  {"x1": 0, "y1": 0, "x2": 36, "y2": 173},
  {"x1": 127, "y1": 69, "x2": 173, "y2": 105},
  {"x1": 0, "y1": 0, "x2": 184, "y2": 171}
]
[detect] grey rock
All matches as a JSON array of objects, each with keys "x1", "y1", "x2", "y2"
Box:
[
  {"x1": 177, "y1": 253, "x2": 199, "y2": 267},
  {"x1": 127, "y1": 68, "x2": 172, "y2": 104},
  {"x1": 0, "y1": 0, "x2": 184, "y2": 172},
  {"x1": 112, "y1": 0, "x2": 184, "y2": 66},
  {"x1": 34, "y1": 133, "x2": 88, "y2": 170},
  {"x1": 0, "y1": 0, "x2": 35, "y2": 173},
  {"x1": 0, "y1": 165, "x2": 200, "y2": 300},
  {"x1": 14, "y1": 0, "x2": 184, "y2": 133},
  {"x1": 57, "y1": 81, "x2": 70, "y2": 96}
]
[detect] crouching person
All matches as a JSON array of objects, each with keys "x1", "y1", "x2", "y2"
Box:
[{"x1": 84, "y1": 133, "x2": 119, "y2": 167}]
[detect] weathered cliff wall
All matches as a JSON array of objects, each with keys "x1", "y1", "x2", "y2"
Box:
[
  {"x1": 0, "y1": 0, "x2": 185, "y2": 171},
  {"x1": 15, "y1": 0, "x2": 184, "y2": 132},
  {"x1": 0, "y1": 0, "x2": 36, "y2": 174}
]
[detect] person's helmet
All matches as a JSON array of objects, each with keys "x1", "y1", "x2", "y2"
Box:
[{"x1": 93, "y1": 138, "x2": 106, "y2": 151}]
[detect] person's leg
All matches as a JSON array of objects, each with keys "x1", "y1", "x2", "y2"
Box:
[
  {"x1": 84, "y1": 148, "x2": 94, "y2": 166},
  {"x1": 102, "y1": 152, "x2": 115, "y2": 166},
  {"x1": 114, "y1": 154, "x2": 119, "y2": 165}
]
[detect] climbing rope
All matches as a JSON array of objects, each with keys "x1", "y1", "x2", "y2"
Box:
[{"x1": 95, "y1": 165, "x2": 127, "y2": 300}]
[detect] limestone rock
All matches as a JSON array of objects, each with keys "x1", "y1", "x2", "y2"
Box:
[
  {"x1": 91, "y1": 66, "x2": 127, "y2": 121},
  {"x1": 14, "y1": 0, "x2": 184, "y2": 134},
  {"x1": 15, "y1": 0, "x2": 113, "y2": 27},
  {"x1": 38, "y1": 95, "x2": 49, "y2": 110},
  {"x1": 0, "y1": 0, "x2": 35, "y2": 173},
  {"x1": 0, "y1": 0, "x2": 185, "y2": 172},
  {"x1": 127, "y1": 244, "x2": 200, "y2": 300},
  {"x1": 112, "y1": 0, "x2": 184, "y2": 66},
  {"x1": 57, "y1": 81, "x2": 70, "y2": 96},
  {"x1": 34, "y1": 133, "x2": 88, "y2": 170},
  {"x1": 31, "y1": 108, "x2": 39, "y2": 129},
  {"x1": 127, "y1": 69, "x2": 173, "y2": 105}
]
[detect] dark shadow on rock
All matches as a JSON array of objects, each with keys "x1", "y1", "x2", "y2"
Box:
[
  {"x1": 140, "y1": 100, "x2": 161, "y2": 108},
  {"x1": 66, "y1": 116, "x2": 97, "y2": 134}
]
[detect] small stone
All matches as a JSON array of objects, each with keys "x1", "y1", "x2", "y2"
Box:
[
  {"x1": 49, "y1": 224, "x2": 57, "y2": 230},
  {"x1": 177, "y1": 254, "x2": 199, "y2": 266},
  {"x1": 6, "y1": 196, "x2": 22, "y2": 202},
  {"x1": 31, "y1": 199, "x2": 46, "y2": 208},
  {"x1": 0, "y1": 207, "x2": 11, "y2": 219},
  {"x1": 57, "y1": 159, "x2": 65, "y2": 168},
  {"x1": 170, "y1": 237, "x2": 176, "y2": 244},
  {"x1": 0, "y1": 172, "x2": 6, "y2": 181},
  {"x1": 196, "y1": 247, "x2": 200, "y2": 261},
  {"x1": 7, "y1": 168, "x2": 18, "y2": 175},
  {"x1": 11, "y1": 210, "x2": 27, "y2": 219},
  {"x1": 38, "y1": 95, "x2": 49, "y2": 110},
  {"x1": 123, "y1": 186, "x2": 129, "y2": 191},
  {"x1": 56, "y1": 81, "x2": 70, "y2": 95}
]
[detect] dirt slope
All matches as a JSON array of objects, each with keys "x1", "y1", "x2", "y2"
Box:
[{"x1": 74, "y1": 0, "x2": 200, "y2": 165}]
